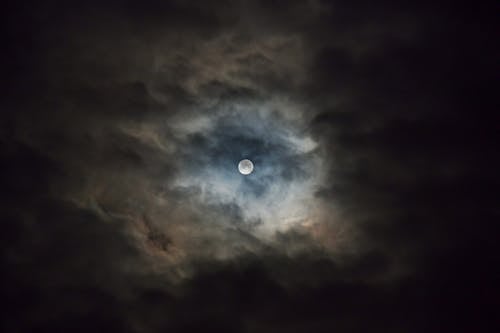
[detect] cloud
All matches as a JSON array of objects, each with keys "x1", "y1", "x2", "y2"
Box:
[{"x1": 1, "y1": 0, "x2": 496, "y2": 332}]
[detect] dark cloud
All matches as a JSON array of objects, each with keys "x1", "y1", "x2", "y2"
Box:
[{"x1": 1, "y1": 0, "x2": 497, "y2": 332}]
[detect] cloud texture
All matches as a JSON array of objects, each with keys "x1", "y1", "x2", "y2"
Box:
[{"x1": 1, "y1": 1, "x2": 497, "y2": 332}]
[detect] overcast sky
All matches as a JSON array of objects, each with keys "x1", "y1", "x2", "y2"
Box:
[{"x1": 1, "y1": 1, "x2": 497, "y2": 332}]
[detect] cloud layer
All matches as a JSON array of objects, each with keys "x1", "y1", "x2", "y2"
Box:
[{"x1": 1, "y1": 1, "x2": 497, "y2": 332}]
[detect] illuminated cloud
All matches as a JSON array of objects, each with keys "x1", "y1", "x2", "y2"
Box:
[{"x1": 1, "y1": 1, "x2": 493, "y2": 332}]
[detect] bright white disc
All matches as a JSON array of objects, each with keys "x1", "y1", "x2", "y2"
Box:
[{"x1": 238, "y1": 159, "x2": 254, "y2": 175}]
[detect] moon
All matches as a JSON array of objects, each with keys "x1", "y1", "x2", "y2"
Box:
[{"x1": 238, "y1": 159, "x2": 254, "y2": 175}]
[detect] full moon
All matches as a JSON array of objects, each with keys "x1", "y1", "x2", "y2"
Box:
[{"x1": 238, "y1": 159, "x2": 254, "y2": 175}]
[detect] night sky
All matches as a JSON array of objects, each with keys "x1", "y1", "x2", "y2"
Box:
[{"x1": 1, "y1": 1, "x2": 498, "y2": 332}]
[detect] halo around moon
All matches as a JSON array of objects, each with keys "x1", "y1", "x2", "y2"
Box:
[{"x1": 238, "y1": 159, "x2": 254, "y2": 175}]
